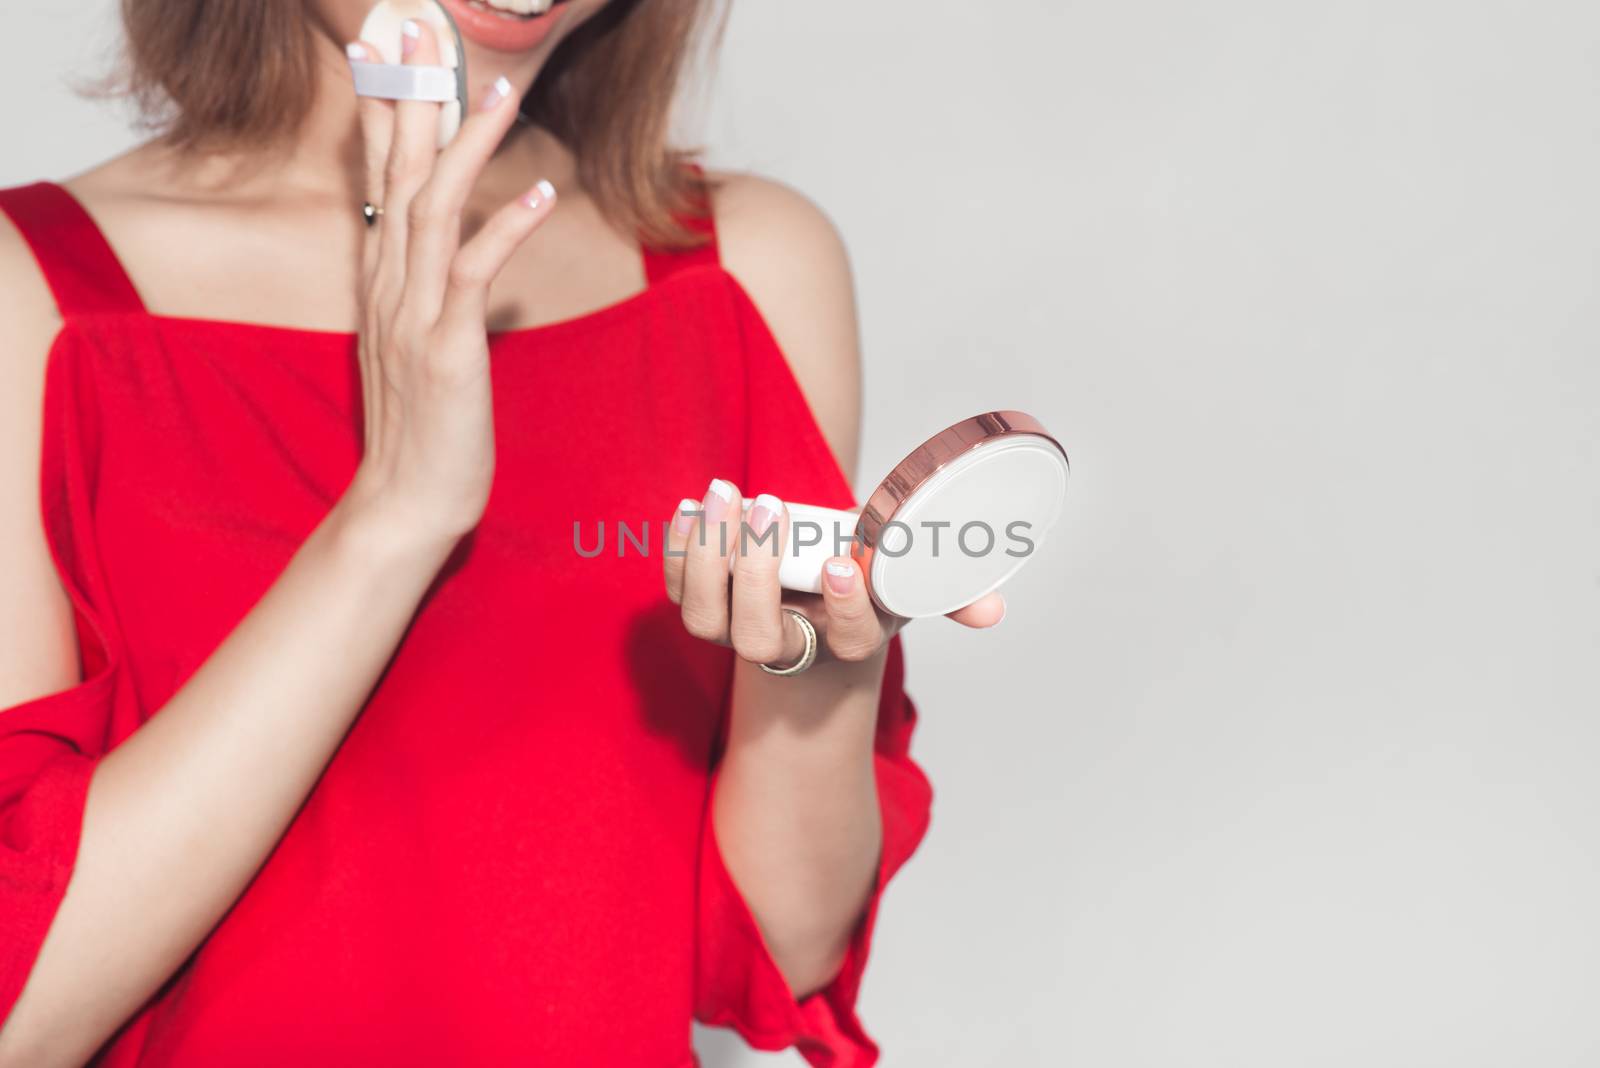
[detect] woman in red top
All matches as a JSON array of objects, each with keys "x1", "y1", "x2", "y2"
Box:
[{"x1": 0, "y1": 1, "x2": 1003, "y2": 1064}]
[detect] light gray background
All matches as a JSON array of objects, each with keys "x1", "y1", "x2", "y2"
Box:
[{"x1": 5, "y1": 2, "x2": 1598, "y2": 1066}]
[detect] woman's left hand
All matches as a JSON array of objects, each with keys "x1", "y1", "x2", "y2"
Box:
[{"x1": 663, "y1": 477, "x2": 1005, "y2": 672}]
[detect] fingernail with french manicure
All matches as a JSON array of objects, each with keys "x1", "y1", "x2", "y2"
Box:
[
  {"x1": 673, "y1": 498, "x2": 698, "y2": 536},
  {"x1": 400, "y1": 19, "x2": 420, "y2": 57},
  {"x1": 748, "y1": 494, "x2": 782, "y2": 536},
  {"x1": 481, "y1": 75, "x2": 513, "y2": 111},
  {"x1": 521, "y1": 179, "x2": 557, "y2": 210},
  {"x1": 824, "y1": 559, "x2": 856, "y2": 594},
  {"x1": 345, "y1": 43, "x2": 366, "y2": 61},
  {"x1": 703, "y1": 478, "x2": 735, "y2": 522}
]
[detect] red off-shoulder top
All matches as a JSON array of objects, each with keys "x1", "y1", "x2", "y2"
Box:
[{"x1": 0, "y1": 175, "x2": 932, "y2": 1067}]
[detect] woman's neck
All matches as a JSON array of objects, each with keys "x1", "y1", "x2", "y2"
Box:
[{"x1": 138, "y1": 33, "x2": 575, "y2": 209}]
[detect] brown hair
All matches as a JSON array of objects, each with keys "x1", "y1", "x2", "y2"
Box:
[{"x1": 104, "y1": 0, "x2": 728, "y2": 249}]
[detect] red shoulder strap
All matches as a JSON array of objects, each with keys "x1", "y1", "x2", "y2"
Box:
[
  {"x1": 641, "y1": 161, "x2": 721, "y2": 286},
  {"x1": 0, "y1": 181, "x2": 145, "y2": 318}
]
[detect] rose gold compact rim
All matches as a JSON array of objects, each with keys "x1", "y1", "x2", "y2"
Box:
[{"x1": 851, "y1": 411, "x2": 1070, "y2": 615}]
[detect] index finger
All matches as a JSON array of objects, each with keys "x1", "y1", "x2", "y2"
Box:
[
  {"x1": 347, "y1": 40, "x2": 396, "y2": 286},
  {"x1": 374, "y1": 19, "x2": 445, "y2": 314}
]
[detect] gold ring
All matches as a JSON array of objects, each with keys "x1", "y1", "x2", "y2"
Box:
[
  {"x1": 760, "y1": 608, "x2": 818, "y2": 677},
  {"x1": 362, "y1": 201, "x2": 384, "y2": 227}
]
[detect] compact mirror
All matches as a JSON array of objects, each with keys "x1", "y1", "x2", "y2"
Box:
[{"x1": 763, "y1": 411, "x2": 1071, "y2": 619}]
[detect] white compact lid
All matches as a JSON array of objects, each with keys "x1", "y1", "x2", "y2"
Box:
[{"x1": 854, "y1": 413, "x2": 1070, "y2": 619}]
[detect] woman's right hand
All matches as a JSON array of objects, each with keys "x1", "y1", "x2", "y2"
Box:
[
  {"x1": 342, "y1": 20, "x2": 556, "y2": 558},
  {"x1": 0, "y1": 24, "x2": 561, "y2": 1068}
]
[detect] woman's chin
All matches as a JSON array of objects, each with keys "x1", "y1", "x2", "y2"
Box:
[{"x1": 437, "y1": 0, "x2": 573, "y2": 54}]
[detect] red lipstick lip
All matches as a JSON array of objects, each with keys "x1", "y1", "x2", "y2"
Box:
[{"x1": 436, "y1": 0, "x2": 570, "y2": 53}]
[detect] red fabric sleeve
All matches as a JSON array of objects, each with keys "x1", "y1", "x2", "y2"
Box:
[
  {"x1": 1, "y1": 338, "x2": 127, "y2": 1028},
  {"x1": 693, "y1": 634, "x2": 933, "y2": 1066},
  {"x1": 0, "y1": 728, "x2": 103, "y2": 1027}
]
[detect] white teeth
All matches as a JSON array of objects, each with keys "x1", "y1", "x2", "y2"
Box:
[{"x1": 475, "y1": 0, "x2": 554, "y2": 16}]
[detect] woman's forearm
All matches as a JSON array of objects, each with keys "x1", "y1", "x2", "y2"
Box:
[
  {"x1": 0, "y1": 500, "x2": 456, "y2": 1067},
  {"x1": 713, "y1": 647, "x2": 889, "y2": 1000}
]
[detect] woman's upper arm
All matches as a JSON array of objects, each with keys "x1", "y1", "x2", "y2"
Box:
[
  {"x1": 707, "y1": 171, "x2": 864, "y2": 487},
  {"x1": 0, "y1": 212, "x2": 81, "y2": 710}
]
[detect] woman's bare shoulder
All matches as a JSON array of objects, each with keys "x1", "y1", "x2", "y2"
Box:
[
  {"x1": 62, "y1": 139, "x2": 185, "y2": 203},
  {"x1": 0, "y1": 204, "x2": 64, "y2": 363},
  {"x1": 0, "y1": 144, "x2": 166, "y2": 349},
  {"x1": 0, "y1": 196, "x2": 84, "y2": 704},
  {"x1": 703, "y1": 169, "x2": 863, "y2": 486}
]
